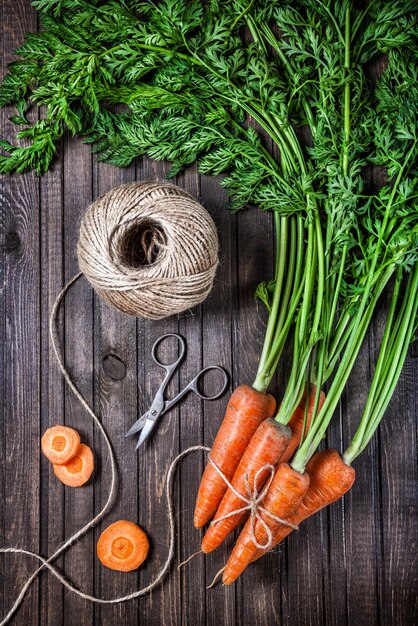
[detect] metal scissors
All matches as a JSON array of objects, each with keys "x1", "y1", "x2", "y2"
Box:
[{"x1": 125, "y1": 333, "x2": 229, "y2": 449}]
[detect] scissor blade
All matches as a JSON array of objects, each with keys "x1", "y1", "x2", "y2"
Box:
[
  {"x1": 135, "y1": 418, "x2": 156, "y2": 450},
  {"x1": 125, "y1": 413, "x2": 148, "y2": 438}
]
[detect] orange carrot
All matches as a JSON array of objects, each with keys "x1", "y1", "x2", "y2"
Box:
[
  {"x1": 251, "y1": 449, "x2": 356, "y2": 562},
  {"x1": 53, "y1": 443, "x2": 94, "y2": 487},
  {"x1": 194, "y1": 385, "x2": 276, "y2": 528},
  {"x1": 201, "y1": 419, "x2": 291, "y2": 553},
  {"x1": 41, "y1": 425, "x2": 81, "y2": 465},
  {"x1": 97, "y1": 520, "x2": 149, "y2": 572},
  {"x1": 222, "y1": 462, "x2": 310, "y2": 584},
  {"x1": 280, "y1": 386, "x2": 326, "y2": 464}
]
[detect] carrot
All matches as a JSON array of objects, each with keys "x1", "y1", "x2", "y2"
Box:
[
  {"x1": 97, "y1": 520, "x2": 149, "y2": 572},
  {"x1": 41, "y1": 425, "x2": 81, "y2": 465},
  {"x1": 222, "y1": 462, "x2": 310, "y2": 584},
  {"x1": 53, "y1": 443, "x2": 94, "y2": 487},
  {"x1": 280, "y1": 386, "x2": 325, "y2": 464},
  {"x1": 207, "y1": 388, "x2": 323, "y2": 558},
  {"x1": 201, "y1": 419, "x2": 291, "y2": 553},
  {"x1": 251, "y1": 449, "x2": 356, "y2": 562},
  {"x1": 193, "y1": 385, "x2": 276, "y2": 528}
]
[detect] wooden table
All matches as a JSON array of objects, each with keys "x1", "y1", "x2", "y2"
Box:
[{"x1": 1, "y1": 3, "x2": 417, "y2": 625}]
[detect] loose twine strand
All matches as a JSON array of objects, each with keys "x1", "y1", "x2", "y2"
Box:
[
  {"x1": 0, "y1": 274, "x2": 296, "y2": 624},
  {"x1": 0, "y1": 271, "x2": 215, "y2": 623}
]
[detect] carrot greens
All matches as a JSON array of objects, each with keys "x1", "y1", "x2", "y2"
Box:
[
  {"x1": 343, "y1": 262, "x2": 418, "y2": 464},
  {"x1": 1, "y1": 0, "x2": 417, "y2": 469}
]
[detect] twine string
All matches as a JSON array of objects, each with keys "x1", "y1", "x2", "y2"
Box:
[
  {"x1": 1, "y1": 268, "x2": 293, "y2": 622},
  {"x1": 0, "y1": 274, "x2": 213, "y2": 624},
  {"x1": 77, "y1": 181, "x2": 219, "y2": 319},
  {"x1": 208, "y1": 459, "x2": 298, "y2": 551}
]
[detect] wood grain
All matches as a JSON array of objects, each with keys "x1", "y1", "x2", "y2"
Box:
[
  {"x1": 62, "y1": 135, "x2": 94, "y2": 626},
  {"x1": 1, "y1": 3, "x2": 40, "y2": 625},
  {"x1": 39, "y1": 119, "x2": 65, "y2": 626},
  {"x1": 92, "y1": 158, "x2": 139, "y2": 626},
  {"x1": 200, "y1": 172, "x2": 237, "y2": 626},
  {"x1": 1, "y1": 4, "x2": 417, "y2": 625}
]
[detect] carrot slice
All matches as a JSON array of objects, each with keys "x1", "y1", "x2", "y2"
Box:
[
  {"x1": 97, "y1": 520, "x2": 149, "y2": 572},
  {"x1": 222, "y1": 462, "x2": 310, "y2": 584},
  {"x1": 201, "y1": 419, "x2": 291, "y2": 553},
  {"x1": 194, "y1": 385, "x2": 276, "y2": 528},
  {"x1": 53, "y1": 443, "x2": 94, "y2": 487},
  {"x1": 41, "y1": 425, "x2": 81, "y2": 465}
]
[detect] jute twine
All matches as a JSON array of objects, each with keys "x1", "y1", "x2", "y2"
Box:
[
  {"x1": 0, "y1": 275, "x2": 213, "y2": 624},
  {"x1": 208, "y1": 462, "x2": 298, "y2": 550},
  {"x1": 77, "y1": 181, "x2": 219, "y2": 319},
  {"x1": 0, "y1": 278, "x2": 296, "y2": 623}
]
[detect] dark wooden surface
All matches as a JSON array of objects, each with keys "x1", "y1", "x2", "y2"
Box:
[{"x1": 1, "y1": 3, "x2": 417, "y2": 625}]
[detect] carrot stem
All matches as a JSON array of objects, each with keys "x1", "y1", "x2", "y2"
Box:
[
  {"x1": 254, "y1": 217, "x2": 305, "y2": 390},
  {"x1": 292, "y1": 265, "x2": 395, "y2": 473},
  {"x1": 344, "y1": 262, "x2": 418, "y2": 464},
  {"x1": 253, "y1": 213, "x2": 288, "y2": 392}
]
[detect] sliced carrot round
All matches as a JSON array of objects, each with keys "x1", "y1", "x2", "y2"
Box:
[
  {"x1": 53, "y1": 443, "x2": 94, "y2": 487},
  {"x1": 97, "y1": 520, "x2": 149, "y2": 572},
  {"x1": 41, "y1": 425, "x2": 81, "y2": 465}
]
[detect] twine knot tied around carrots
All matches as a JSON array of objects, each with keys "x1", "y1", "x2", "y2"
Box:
[{"x1": 208, "y1": 457, "x2": 299, "y2": 551}]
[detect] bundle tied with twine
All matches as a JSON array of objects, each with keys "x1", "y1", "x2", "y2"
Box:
[{"x1": 77, "y1": 181, "x2": 219, "y2": 319}]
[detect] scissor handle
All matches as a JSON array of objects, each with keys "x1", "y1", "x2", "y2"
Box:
[
  {"x1": 183, "y1": 365, "x2": 229, "y2": 401},
  {"x1": 151, "y1": 333, "x2": 186, "y2": 373}
]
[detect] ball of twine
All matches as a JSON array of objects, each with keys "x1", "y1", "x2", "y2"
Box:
[{"x1": 77, "y1": 182, "x2": 219, "y2": 319}]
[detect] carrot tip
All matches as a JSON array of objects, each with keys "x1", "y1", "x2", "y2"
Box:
[
  {"x1": 193, "y1": 516, "x2": 205, "y2": 529},
  {"x1": 201, "y1": 538, "x2": 215, "y2": 554},
  {"x1": 222, "y1": 573, "x2": 234, "y2": 585}
]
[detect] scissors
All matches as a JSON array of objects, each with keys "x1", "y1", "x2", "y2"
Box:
[{"x1": 125, "y1": 333, "x2": 229, "y2": 450}]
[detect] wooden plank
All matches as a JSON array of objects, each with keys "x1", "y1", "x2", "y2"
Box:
[
  {"x1": 1, "y1": 2, "x2": 40, "y2": 625},
  {"x1": 322, "y1": 396, "x2": 349, "y2": 626},
  {"x1": 38, "y1": 147, "x2": 65, "y2": 626},
  {"x1": 343, "y1": 338, "x2": 381, "y2": 626},
  {"x1": 379, "y1": 354, "x2": 418, "y2": 625},
  {"x1": 284, "y1": 485, "x2": 327, "y2": 626},
  {"x1": 0, "y1": 124, "x2": 4, "y2": 623},
  {"x1": 199, "y1": 173, "x2": 237, "y2": 626},
  {"x1": 275, "y1": 341, "x2": 294, "y2": 626},
  {"x1": 321, "y1": 313, "x2": 370, "y2": 626},
  {"x1": 92, "y1": 159, "x2": 139, "y2": 626},
  {"x1": 176, "y1": 165, "x2": 206, "y2": 626},
  {"x1": 235, "y1": 206, "x2": 281, "y2": 626},
  {"x1": 135, "y1": 159, "x2": 182, "y2": 626},
  {"x1": 62, "y1": 136, "x2": 94, "y2": 626}
]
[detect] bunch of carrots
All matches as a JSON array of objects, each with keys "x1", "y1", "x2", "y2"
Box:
[
  {"x1": 194, "y1": 248, "x2": 418, "y2": 584},
  {"x1": 190, "y1": 2, "x2": 418, "y2": 584}
]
